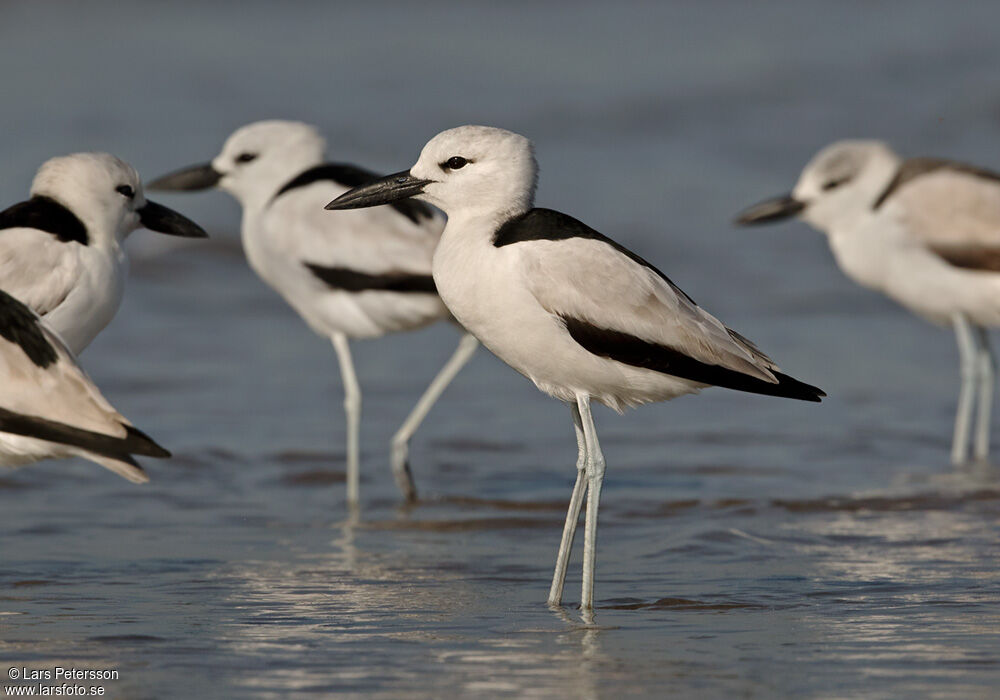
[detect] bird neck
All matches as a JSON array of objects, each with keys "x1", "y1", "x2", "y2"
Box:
[
  {"x1": 433, "y1": 205, "x2": 531, "y2": 272},
  {"x1": 236, "y1": 155, "x2": 326, "y2": 214},
  {"x1": 444, "y1": 202, "x2": 531, "y2": 243}
]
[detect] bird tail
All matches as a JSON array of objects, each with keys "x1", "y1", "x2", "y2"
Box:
[
  {"x1": 121, "y1": 424, "x2": 172, "y2": 458},
  {"x1": 86, "y1": 453, "x2": 150, "y2": 484},
  {"x1": 0, "y1": 408, "x2": 171, "y2": 481},
  {"x1": 748, "y1": 371, "x2": 826, "y2": 402}
]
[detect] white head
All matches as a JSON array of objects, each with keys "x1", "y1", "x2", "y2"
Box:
[
  {"x1": 411, "y1": 126, "x2": 537, "y2": 218},
  {"x1": 148, "y1": 120, "x2": 327, "y2": 207},
  {"x1": 325, "y1": 126, "x2": 537, "y2": 222},
  {"x1": 736, "y1": 140, "x2": 902, "y2": 232},
  {"x1": 29, "y1": 153, "x2": 206, "y2": 246}
]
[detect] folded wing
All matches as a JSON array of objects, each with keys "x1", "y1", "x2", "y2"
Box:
[
  {"x1": 0, "y1": 229, "x2": 81, "y2": 316},
  {"x1": 0, "y1": 291, "x2": 169, "y2": 479},
  {"x1": 511, "y1": 210, "x2": 822, "y2": 400},
  {"x1": 877, "y1": 160, "x2": 1000, "y2": 270}
]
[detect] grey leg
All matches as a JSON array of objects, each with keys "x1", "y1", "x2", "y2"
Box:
[
  {"x1": 577, "y1": 395, "x2": 606, "y2": 611},
  {"x1": 331, "y1": 332, "x2": 362, "y2": 504},
  {"x1": 974, "y1": 326, "x2": 994, "y2": 462},
  {"x1": 952, "y1": 315, "x2": 977, "y2": 466},
  {"x1": 390, "y1": 332, "x2": 479, "y2": 502},
  {"x1": 951, "y1": 316, "x2": 978, "y2": 466},
  {"x1": 548, "y1": 402, "x2": 588, "y2": 606}
]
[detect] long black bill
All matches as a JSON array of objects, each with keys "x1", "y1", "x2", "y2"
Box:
[
  {"x1": 734, "y1": 194, "x2": 805, "y2": 225},
  {"x1": 146, "y1": 163, "x2": 222, "y2": 192},
  {"x1": 325, "y1": 170, "x2": 431, "y2": 211},
  {"x1": 138, "y1": 201, "x2": 208, "y2": 238}
]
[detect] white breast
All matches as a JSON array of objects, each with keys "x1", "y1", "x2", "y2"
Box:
[
  {"x1": 241, "y1": 183, "x2": 449, "y2": 340},
  {"x1": 0, "y1": 229, "x2": 126, "y2": 355},
  {"x1": 43, "y1": 245, "x2": 126, "y2": 353}
]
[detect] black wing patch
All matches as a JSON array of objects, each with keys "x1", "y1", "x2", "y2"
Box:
[
  {"x1": 0, "y1": 196, "x2": 88, "y2": 245},
  {"x1": 304, "y1": 263, "x2": 437, "y2": 294},
  {"x1": 0, "y1": 408, "x2": 170, "y2": 460},
  {"x1": 563, "y1": 317, "x2": 824, "y2": 402},
  {"x1": 492, "y1": 208, "x2": 697, "y2": 305},
  {"x1": 274, "y1": 163, "x2": 436, "y2": 225},
  {"x1": 873, "y1": 158, "x2": 1000, "y2": 210},
  {"x1": 928, "y1": 245, "x2": 1000, "y2": 273},
  {"x1": 0, "y1": 290, "x2": 58, "y2": 368}
]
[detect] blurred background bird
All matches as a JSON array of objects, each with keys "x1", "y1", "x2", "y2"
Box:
[
  {"x1": 150, "y1": 121, "x2": 478, "y2": 503},
  {"x1": 0, "y1": 153, "x2": 207, "y2": 353},
  {"x1": 737, "y1": 141, "x2": 1000, "y2": 466},
  {"x1": 0, "y1": 288, "x2": 170, "y2": 482}
]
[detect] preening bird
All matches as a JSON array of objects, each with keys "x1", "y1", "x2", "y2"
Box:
[
  {"x1": 326, "y1": 125, "x2": 823, "y2": 610},
  {"x1": 0, "y1": 289, "x2": 170, "y2": 482},
  {"x1": 0, "y1": 153, "x2": 207, "y2": 354},
  {"x1": 737, "y1": 140, "x2": 1000, "y2": 465},
  {"x1": 148, "y1": 121, "x2": 478, "y2": 503}
]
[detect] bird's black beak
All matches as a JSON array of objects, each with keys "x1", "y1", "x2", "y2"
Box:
[
  {"x1": 138, "y1": 201, "x2": 209, "y2": 238},
  {"x1": 146, "y1": 163, "x2": 222, "y2": 192},
  {"x1": 734, "y1": 194, "x2": 805, "y2": 225},
  {"x1": 325, "y1": 170, "x2": 431, "y2": 211}
]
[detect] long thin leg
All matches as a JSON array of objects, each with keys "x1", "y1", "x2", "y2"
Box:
[
  {"x1": 577, "y1": 395, "x2": 606, "y2": 611},
  {"x1": 951, "y1": 314, "x2": 976, "y2": 466},
  {"x1": 548, "y1": 402, "x2": 588, "y2": 606},
  {"x1": 952, "y1": 315, "x2": 977, "y2": 466},
  {"x1": 974, "y1": 326, "x2": 994, "y2": 462},
  {"x1": 331, "y1": 333, "x2": 362, "y2": 504},
  {"x1": 390, "y1": 333, "x2": 479, "y2": 502}
]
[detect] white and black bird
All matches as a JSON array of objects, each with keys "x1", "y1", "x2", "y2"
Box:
[
  {"x1": 737, "y1": 140, "x2": 1000, "y2": 466},
  {"x1": 0, "y1": 288, "x2": 170, "y2": 482},
  {"x1": 326, "y1": 125, "x2": 824, "y2": 610},
  {"x1": 148, "y1": 121, "x2": 478, "y2": 504},
  {"x1": 0, "y1": 153, "x2": 207, "y2": 354}
]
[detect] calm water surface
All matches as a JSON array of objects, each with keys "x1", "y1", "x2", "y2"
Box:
[{"x1": 1, "y1": 2, "x2": 999, "y2": 697}]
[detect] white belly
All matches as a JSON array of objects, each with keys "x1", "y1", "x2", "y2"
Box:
[
  {"x1": 829, "y1": 225, "x2": 1000, "y2": 327},
  {"x1": 432, "y1": 230, "x2": 701, "y2": 412},
  {"x1": 0, "y1": 433, "x2": 71, "y2": 468},
  {"x1": 242, "y1": 214, "x2": 448, "y2": 340}
]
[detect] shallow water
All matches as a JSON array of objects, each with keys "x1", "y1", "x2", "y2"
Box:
[{"x1": 2, "y1": 1, "x2": 1000, "y2": 698}]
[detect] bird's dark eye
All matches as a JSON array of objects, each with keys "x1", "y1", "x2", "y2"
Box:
[
  {"x1": 822, "y1": 177, "x2": 850, "y2": 191},
  {"x1": 116, "y1": 185, "x2": 135, "y2": 198},
  {"x1": 235, "y1": 152, "x2": 258, "y2": 164},
  {"x1": 443, "y1": 156, "x2": 468, "y2": 171}
]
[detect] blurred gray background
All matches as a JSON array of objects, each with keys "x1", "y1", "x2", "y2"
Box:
[{"x1": 1, "y1": 2, "x2": 998, "y2": 698}]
